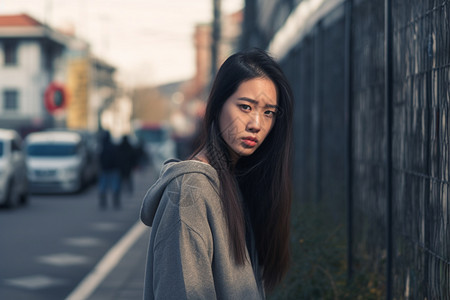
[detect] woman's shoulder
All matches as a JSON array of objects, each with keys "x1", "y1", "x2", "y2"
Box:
[
  {"x1": 167, "y1": 173, "x2": 219, "y2": 205},
  {"x1": 160, "y1": 159, "x2": 220, "y2": 206},
  {"x1": 142, "y1": 159, "x2": 220, "y2": 227},
  {"x1": 160, "y1": 159, "x2": 216, "y2": 177}
]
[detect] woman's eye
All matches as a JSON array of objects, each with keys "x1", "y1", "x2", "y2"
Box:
[
  {"x1": 264, "y1": 110, "x2": 276, "y2": 117},
  {"x1": 239, "y1": 104, "x2": 251, "y2": 111}
]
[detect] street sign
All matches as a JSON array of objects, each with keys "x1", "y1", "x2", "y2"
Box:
[{"x1": 44, "y1": 82, "x2": 67, "y2": 114}]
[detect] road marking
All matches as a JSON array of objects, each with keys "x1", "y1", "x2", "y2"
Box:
[
  {"x1": 91, "y1": 222, "x2": 121, "y2": 231},
  {"x1": 4, "y1": 275, "x2": 66, "y2": 290},
  {"x1": 65, "y1": 220, "x2": 147, "y2": 300},
  {"x1": 37, "y1": 253, "x2": 90, "y2": 267},
  {"x1": 64, "y1": 237, "x2": 103, "y2": 247}
]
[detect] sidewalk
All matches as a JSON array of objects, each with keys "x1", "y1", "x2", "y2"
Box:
[
  {"x1": 77, "y1": 165, "x2": 156, "y2": 300},
  {"x1": 85, "y1": 223, "x2": 150, "y2": 300}
]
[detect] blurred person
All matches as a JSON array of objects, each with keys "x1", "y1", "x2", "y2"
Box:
[
  {"x1": 98, "y1": 131, "x2": 121, "y2": 209},
  {"x1": 140, "y1": 48, "x2": 294, "y2": 299},
  {"x1": 118, "y1": 135, "x2": 135, "y2": 194},
  {"x1": 135, "y1": 137, "x2": 151, "y2": 169}
]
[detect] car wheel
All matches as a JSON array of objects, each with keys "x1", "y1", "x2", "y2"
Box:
[
  {"x1": 81, "y1": 171, "x2": 88, "y2": 189},
  {"x1": 20, "y1": 191, "x2": 29, "y2": 206},
  {"x1": 5, "y1": 180, "x2": 19, "y2": 209},
  {"x1": 73, "y1": 176, "x2": 83, "y2": 194}
]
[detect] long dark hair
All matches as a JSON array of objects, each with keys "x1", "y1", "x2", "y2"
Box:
[{"x1": 192, "y1": 48, "x2": 293, "y2": 292}]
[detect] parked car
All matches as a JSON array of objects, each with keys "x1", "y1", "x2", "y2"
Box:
[
  {"x1": 25, "y1": 131, "x2": 90, "y2": 193},
  {"x1": 44, "y1": 128, "x2": 99, "y2": 184},
  {"x1": 0, "y1": 129, "x2": 29, "y2": 208}
]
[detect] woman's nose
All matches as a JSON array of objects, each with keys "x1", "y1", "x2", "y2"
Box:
[{"x1": 246, "y1": 113, "x2": 261, "y2": 133}]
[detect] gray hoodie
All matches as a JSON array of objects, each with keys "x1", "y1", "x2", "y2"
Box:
[{"x1": 140, "y1": 159, "x2": 264, "y2": 300}]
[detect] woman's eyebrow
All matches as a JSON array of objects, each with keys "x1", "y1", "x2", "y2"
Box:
[
  {"x1": 265, "y1": 103, "x2": 279, "y2": 109},
  {"x1": 237, "y1": 97, "x2": 278, "y2": 109},
  {"x1": 237, "y1": 97, "x2": 258, "y2": 104}
]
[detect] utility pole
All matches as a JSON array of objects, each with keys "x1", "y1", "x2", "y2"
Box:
[{"x1": 211, "y1": 0, "x2": 221, "y2": 79}]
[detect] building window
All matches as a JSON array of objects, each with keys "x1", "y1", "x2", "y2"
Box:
[
  {"x1": 4, "y1": 41, "x2": 18, "y2": 66},
  {"x1": 3, "y1": 90, "x2": 19, "y2": 111}
]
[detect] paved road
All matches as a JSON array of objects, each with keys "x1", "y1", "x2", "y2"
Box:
[{"x1": 0, "y1": 167, "x2": 156, "y2": 300}]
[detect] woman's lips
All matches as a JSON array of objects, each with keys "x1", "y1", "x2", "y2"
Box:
[{"x1": 241, "y1": 137, "x2": 258, "y2": 147}]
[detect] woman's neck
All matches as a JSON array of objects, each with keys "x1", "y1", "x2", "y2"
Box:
[
  {"x1": 193, "y1": 149, "x2": 209, "y2": 164},
  {"x1": 195, "y1": 147, "x2": 239, "y2": 168}
]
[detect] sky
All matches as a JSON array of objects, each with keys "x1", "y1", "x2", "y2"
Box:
[{"x1": 1, "y1": 0, "x2": 244, "y2": 87}]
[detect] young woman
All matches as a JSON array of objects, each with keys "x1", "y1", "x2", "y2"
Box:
[{"x1": 141, "y1": 48, "x2": 293, "y2": 299}]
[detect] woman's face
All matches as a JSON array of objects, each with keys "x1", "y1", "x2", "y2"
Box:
[{"x1": 219, "y1": 77, "x2": 278, "y2": 160}]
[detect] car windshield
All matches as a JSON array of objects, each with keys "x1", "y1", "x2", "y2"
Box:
[
  {"x1": 0, "y1": 141, "x2": 3, "y2": 157},
  {"x1": 27, "y1": 143, "x2": 78, "y2": 157}
]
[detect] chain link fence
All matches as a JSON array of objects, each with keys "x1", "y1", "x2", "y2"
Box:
[{"x1": 275, "y1": 0, "x2": 450, "y2": 298}]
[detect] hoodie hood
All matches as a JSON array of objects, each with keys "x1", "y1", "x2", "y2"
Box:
[{"x1": 140, "y1": 158, "x2": 219, "y2": 226}]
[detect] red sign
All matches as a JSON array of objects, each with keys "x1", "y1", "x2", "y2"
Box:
[{"x1": 44, "y1": 82, "x2": 67, "y2": 114}]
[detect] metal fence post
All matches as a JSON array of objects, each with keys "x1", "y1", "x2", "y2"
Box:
[
  {"x1": 344, "y1": 0, "x2": 354, "y2": 284},
  {"x1": 384, "y1": 0, "x2": 393, "y2": 299},
  {"x1": 424, "y1": 27, "x2": 433, "y2": 300},
  {"x1": 313, "y1": 22, "x2": 323, "y2": 204}
]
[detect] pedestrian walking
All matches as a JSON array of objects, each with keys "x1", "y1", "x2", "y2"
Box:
[
  {"x1": 134, "y1": 137, "x2": 149, "y2": 169},
  {"x1": 118, "y1": 135, "x2": 135, "y2": 194},
  {"x1": 140, "y1": 48, "x2": 294, "y2": 299},
  {"x1": 98, "y1": 130, "x2": 121, "y2": 209}
]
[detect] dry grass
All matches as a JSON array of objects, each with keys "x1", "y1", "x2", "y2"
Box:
[{"x1": 268, "y1": 201, "x2": 384, "y2": 300}]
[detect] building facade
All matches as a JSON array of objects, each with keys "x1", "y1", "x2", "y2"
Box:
[
  {"x1": 0, "y1": 14, "x2": 70, "y2": 134},
  {"x1": 0, "y1": 14, "x2": 117, "y2": 135}
]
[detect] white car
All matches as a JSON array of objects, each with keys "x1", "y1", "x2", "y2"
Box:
[
  {"x1": 0, "y1": 129, "x2": 29, "y2": 208},
  {"x1": 44, "y1": 128, "x2": 100, "y2": 184},
  {"x1": 25, "y1": 131, "x2": 89, "y2": 193}
]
